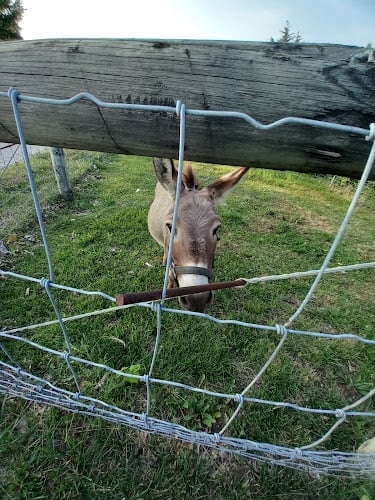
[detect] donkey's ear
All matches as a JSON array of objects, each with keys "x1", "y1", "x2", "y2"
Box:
[
  {"x1": 153, "y1": 158, "x2": 179, "y2": 195},
  {"x1": 207, "y1": 167, "x2": 250, "y2": 201}
]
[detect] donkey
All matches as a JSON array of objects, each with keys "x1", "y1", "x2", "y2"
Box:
[{"x1": 148, "y1": 158, "x2": 249, "y2": 312}]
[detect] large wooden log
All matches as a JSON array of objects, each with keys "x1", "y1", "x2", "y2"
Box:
[{"x1": 0, "y1": 39, "x2": 374, "y2": 178}]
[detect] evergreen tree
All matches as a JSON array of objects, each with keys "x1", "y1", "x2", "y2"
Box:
[
  {"x1": 271, "y1": 21, "x2": 302, "y2": 43},
  {"x1": 0, "y1": 0, "x2": 24, "y2": 41}
]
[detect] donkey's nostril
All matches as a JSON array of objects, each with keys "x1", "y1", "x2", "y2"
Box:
[{"x1": 180, "y1": 296, "x2": 188, "y2": 307}]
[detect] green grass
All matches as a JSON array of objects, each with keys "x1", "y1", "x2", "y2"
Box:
[{"x1": 1, "y1": 151, "x2": 374, "y2": 498}]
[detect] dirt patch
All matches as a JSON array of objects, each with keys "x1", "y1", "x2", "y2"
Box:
[{"x1": 298, "y1": 210, "x2": 336, "y2": 233}]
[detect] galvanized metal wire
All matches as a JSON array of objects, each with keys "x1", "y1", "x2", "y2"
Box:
[{"x1": 0, "y1": 88, "x2": 374, "y2": 477}]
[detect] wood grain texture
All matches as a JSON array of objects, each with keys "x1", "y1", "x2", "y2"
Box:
[{"x1": 0, "y1": 39, "x2": 374, "y2": 178}]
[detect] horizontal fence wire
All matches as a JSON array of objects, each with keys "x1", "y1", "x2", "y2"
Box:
[
  {"x1": 0, "y1": 88, "x2": 374, "y2": 477},
  {"x1": 2, "y1": 266, "x2": 375, "y2": 345}
]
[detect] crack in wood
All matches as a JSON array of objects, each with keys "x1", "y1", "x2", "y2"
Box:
[
  {"x1": 95, "y1": 106, "x2": 131, "y2": 154},
  {"x1": 0, "y1": 121, "x2": 18, "y2": 140}
]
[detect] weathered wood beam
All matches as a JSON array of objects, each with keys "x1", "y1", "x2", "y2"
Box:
[{"x1": 0, "y1": 39, "x2": 374, "y2": 179}]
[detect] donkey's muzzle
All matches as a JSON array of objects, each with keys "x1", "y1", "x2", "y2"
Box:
[
  {"x1": 179, "y1": 290, "x2": 213, "y2": 313},
  {"x1": 170, "y1": 264, "x2": 213, "y2": 312}
]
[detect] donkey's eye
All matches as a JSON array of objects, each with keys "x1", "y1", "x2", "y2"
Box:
[
  {"x1": 213, "y1": 226, "x2": 221, "y2": 240},
  {"x1": 166, "y1": 223, "x2": 172, "y2": 232}
]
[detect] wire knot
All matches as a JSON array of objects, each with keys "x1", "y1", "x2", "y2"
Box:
[
  {"x1": 292, "y1": 447, "x2": 303, "y2": 458},
  {"x1": 234, "y1": 394, "x2": 244, "y2": 405},
  {"x1": 176, "y1": 100, "x2": 182, "y2": 117},
  {"x1": 8, "y1": 87, "x2": 20, "y2": 102},
  {"x1": 62, "y1": 351, "x2": 71, "y2": 362},
  {"x1": 335, "y1": 409, "x2": 346, "y2": 419},
  {"x1": 275, "y1": 324, "x2": 288, "y2": 336},
  {"x1": 366, "y1": 123, "x2": 375, "y2": 142},
  {"x1": 151, "y1": 302, "x2": 161, "y2": 314},
  {"x1": 40, "y1": 277, "x2": 52, "y2": 289},
  {"x1": 213, "y1": 433, "x2": 221, "y2": 443},
  {"x1": 142, "y1": 412, "x2": 151, "y2": 429}
]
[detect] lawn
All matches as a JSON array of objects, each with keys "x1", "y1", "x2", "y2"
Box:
[{"x1": 0, "y1": 149, "x2": 374, "y2": 498}]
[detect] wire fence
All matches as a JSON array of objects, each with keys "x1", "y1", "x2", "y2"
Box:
[
  {"x1": 0, "y1": 143, "x2": 46, "y2": 170},
  {"x1": 0, "y1": 142, "x2": 47, "y2": 201},
  {"x1": 0, "y1": 142, "x2": 52, "y2": 257},
  {"x1": 0, "y1": 87, "x2": 374, "y2": 477}
]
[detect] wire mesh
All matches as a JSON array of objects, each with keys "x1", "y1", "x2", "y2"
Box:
[{"x1": 0, "y1": 88, "x2": 374, "y2": 477}]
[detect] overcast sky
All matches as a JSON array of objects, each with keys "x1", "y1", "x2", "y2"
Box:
[{"x1": 20, "y1": 0, "x2": 373, "y2": 47}]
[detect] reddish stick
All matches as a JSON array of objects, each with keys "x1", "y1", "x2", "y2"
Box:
[{"x1": 116, "y1": 279, "x2": 247, "y2": 306}]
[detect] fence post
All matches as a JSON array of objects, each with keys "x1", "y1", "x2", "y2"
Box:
[{"x1": 49, "y1": 147, "x2": 73, "y2": 200}]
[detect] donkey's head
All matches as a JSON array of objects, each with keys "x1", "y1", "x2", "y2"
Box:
[{"x1": 148, "y1": 158, "x2": 249, "y2": 312}]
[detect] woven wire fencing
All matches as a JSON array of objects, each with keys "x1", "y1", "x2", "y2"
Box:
[
  {"x1": 0, "y1": 142, "x2": 50, "y2": 258},
  {"x1": 0, "y1": 88, "x2": 374, "y2": 477},
  {"x1": 0, "y1": 143, "x2": 46, "y2": 170}
]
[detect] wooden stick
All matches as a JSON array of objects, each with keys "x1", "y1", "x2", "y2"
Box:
[{"x1": 116, "y1": 279, "x2": 247, "y2": 306}]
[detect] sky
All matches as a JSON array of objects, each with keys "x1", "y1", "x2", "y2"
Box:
[{"x1": 20, "y1": 0, "x2": 374, "y2": 47}]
